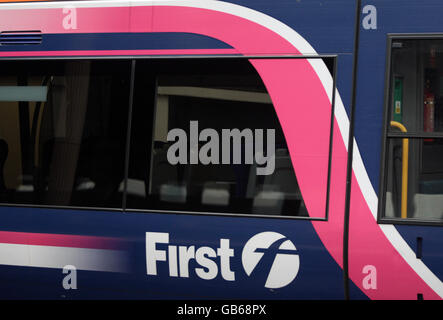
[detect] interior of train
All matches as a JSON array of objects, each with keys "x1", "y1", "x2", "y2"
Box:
[{"x1": 385, "y1": 39, "x2": 443, "y2": 220}]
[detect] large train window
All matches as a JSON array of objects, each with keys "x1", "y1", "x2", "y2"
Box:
[
  {"x1": 382, "y1": 37, "x2": 443, "y2": 221},
  {"x1": 0, "y1": 60, "x2": 131, "y2": 209},
  {"x1": 126, "y1": 58, "x2": 334, "y2": 217}
]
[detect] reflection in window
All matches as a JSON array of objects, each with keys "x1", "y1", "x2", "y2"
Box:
[
  {"x1": 0, "y1": 60, "x2": 131, "y2": 208},
  {"x1": 127, "y1": 59, "x2": 309, "y2": 216},
  {"x1": 383, "y1": 39, "x2": 443, "y2": 221}
]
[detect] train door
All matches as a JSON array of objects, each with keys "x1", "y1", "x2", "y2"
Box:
[{"x1": 349, "y1": 1, "x2": 443, "y2": 299}]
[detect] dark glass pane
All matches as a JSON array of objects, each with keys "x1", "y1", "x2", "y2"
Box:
[
  {"x1": 384, "y1": 137, "x2": 443, "y2": 220},
  {"x1": 0, "y1": 60, "x2": 131, "y2": 208},
  {"x1": 389, "y1": 39, "x2": 443, "y2": 135}
]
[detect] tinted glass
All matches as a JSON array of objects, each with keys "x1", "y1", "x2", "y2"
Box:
[
  {"x1": 384, "y1": 137, "x2": 443, "y2": 221},
  {"x1": 384, "y1": 38, "x2": 443, "y2": 221},
  {"x1": 0, "y1": 60, "x2": 131, "y2": 208},
  {"x1": 389, "y1": 39, "x2": 443, "y2": 134}
]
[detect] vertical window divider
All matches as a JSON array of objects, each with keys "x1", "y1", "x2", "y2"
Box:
[
  {"x1": 377, "y1": 35, "x2": 394, "y2": 222},
  {"x1": 325, "y1": 55, "x2": 338, "y2": 221},
  {"x1": 122, "y1": 59, "x2": 137, "y2": 212},
  {"x1": 147, "y1": 76, "x2": 159, "y2": 197}
]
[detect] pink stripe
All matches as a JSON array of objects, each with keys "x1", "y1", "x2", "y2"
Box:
[
  {"x1": 0, "y1": 7, "x2": 132, "y2": 34},
  {"x1": 0, "y1": 231, "x2": 125, "y2": 250},
  {"x1": 250, "y1": 59, "x2": 330, "y2": 218},
  {"x1": 0, "y1": 48, "x2": 239, "y2": 57},
  {"x1": 312, "y1": 121, "x2": 348, "y2": 266},
  {"x1": 347, "y1": 175, "x2": 441, "y2": 300}
]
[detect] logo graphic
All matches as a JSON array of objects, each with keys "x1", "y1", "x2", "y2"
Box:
[
  {"x1": 146, "y1": 231, "x2": 300, "y2": 289},
  {"x1": 241, "y1": 231, "x2": 299, "y2": 289}
]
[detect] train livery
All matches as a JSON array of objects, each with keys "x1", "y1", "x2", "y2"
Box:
[{"x1": 0, "y1": 0, "x2": 442, "y2": 300}]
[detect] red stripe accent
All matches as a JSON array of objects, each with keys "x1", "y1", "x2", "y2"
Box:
[{"x1": 0, "y1": 231, "x2": 125, "y2": 250}]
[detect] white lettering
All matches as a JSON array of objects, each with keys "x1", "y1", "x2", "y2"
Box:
[
  {"x1": 146, "y1": 232, "x2": 236, "y2": 281},
  {"x1": 221, "y1": 128, "x2": 254, "y2": 165},
  {"x1": 199, "y1": 128, "x2": 220, "y2": 164},
  {"x1": 177, "y1": 304, "x2": 212, "y2": 317},
  {"x1": 146, "y1": 232, "x2": 169, "y2": 275},
  {"x1": 179, "y1": 245, "x2": 195, "y2": 278},
  {"x1": 167, "y1": 128, "x2": 188, "y2": 164},
  {"x1": 254, "y1": 129, "x2": 275, "y2": 176},
  {"x1": 168, "y1": 245, "x2": 178, "y2": 277},
  {"x1": 362, "y1": 5, "x2": 377, "y2": 30},
  {"x1": 62, "y1": 265, "x2": 77, "y2": 290},
  {"x1": 217, "y1": 239, "x2": 235, "y2": 281},
  {"x1": 190, "y1": 121, "x2": 199, "y2": 164},
  {"x1": 166, "y1": 121, "x2": 275, "y2": 175},
  {"x1": 62, "y1": 6, "x2": 77, "y2": 30},
  {"x1": 195, "y1": 246, "x2": 218, "y2": 280},
  {"x1": 362, "y1": 265, "x2": 377, "y2": 289}
]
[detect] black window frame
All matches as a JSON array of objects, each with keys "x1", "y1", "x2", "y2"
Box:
[
  {"x1": 0, "y1": 54, "x2": 337, "y2": 221},
  {"x1": 379, "y1": 34, "x2": 443, "y2": 226}
]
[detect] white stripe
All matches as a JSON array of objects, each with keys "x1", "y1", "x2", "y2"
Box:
[
  {"x1": 380, "y1": 224, "x2": 443, "y2": 297},
  {"x1": 0, "y1": 243, "x2": 129, "y2": 272},
  {"x1": 0, "y1": 243, "x2": 30, "y2": 266},
  {"x1": 1, "y1": 0, "x2": 441, "y2": 297}
]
